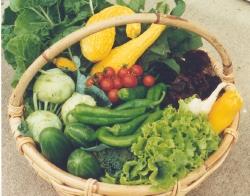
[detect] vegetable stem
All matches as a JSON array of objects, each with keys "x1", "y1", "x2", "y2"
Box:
[
  {"x1": 89, "y1": 0, "x2": 95, "y2": 15},
  {"x1": 44, "y1": 101, "x2": 48, "y2": 111},
  {"x1": 53, "y1": 104, "x2": 59, "y2": 112},
  {"x1": 39, "y1": 6, "x2": 54, "y2": 27},
  {"x1": 68, "y1": 48, "x2": 73, "y2": 60},
  {"x1": 56, "y1": 1, "x2": 62, "y2": 22},
  {"x1": 33, "y1": 93, "x2": 38, "y2": 111}
]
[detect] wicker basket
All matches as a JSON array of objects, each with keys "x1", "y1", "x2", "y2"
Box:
[{"x1": 8, "y1": 13, "x2": 239, "y2": 196}]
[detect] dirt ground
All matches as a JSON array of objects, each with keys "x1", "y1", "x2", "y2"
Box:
[{"x1": 2, "y1": 0, "x2": 250, "y2": 195}]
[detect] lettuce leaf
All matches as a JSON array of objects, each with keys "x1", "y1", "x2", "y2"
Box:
[{"x1": 120, "y1": 100, "x2": 220, "y2": 190}]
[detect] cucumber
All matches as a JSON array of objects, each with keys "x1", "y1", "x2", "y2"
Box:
[
  {"x1": 67, "y1": 149, "x2": 102, "y2": 178},
  {"x1": 64, "y1": 123, "x2": 96, "y2": 147},
  {"x1": 118, "y1": 86, "x2": 147, "y2": 101},
  {"x1": 39, "y1": 127, "x2": 73, "y2": 168}
]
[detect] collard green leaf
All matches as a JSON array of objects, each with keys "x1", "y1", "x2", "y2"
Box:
[
  {"x1": 10, "y1": 0, "x2": 57, "y2": 12},
  {"x1": 167, "y1": 27, "x2": 203, "y2": 56},
  {"x1": 164, "y1": 58, "x2": 180, "y2": 74},
  {"x1": 50, "y1": 26, "x2": 80, "y2": 44},
  {"x1": 14, "y1": 9, "x2": 51, "y2": 40},
  {"x1": 94, "y1": 0, "x2": 113, "y2": 12},
  {"x1": 171, "y1": 0, "x2": 186, "y2": 17},
  {"x1": 6, "y1": 34, "x2": 42, "y2": 86},
  {"x1": 2, "y1": 7, "x2": 17, "y2": 25},
  {"x1": 128, "y1": 0, "x2": 145, "y2": 12},
  {"x1": 63, "y1": 0, "x2": 89, "y2": 16},
  {"x1": 116, "y1": 0, "x2": 127, "y2": 6}
]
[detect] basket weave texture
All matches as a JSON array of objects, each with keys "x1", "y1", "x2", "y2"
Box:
[{"x1": 8, "y1": 13, "x2": 239, "y2": 196}]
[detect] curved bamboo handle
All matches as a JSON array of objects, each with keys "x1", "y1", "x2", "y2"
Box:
[{"x1": 9, "y1": 13, "x2": 233, "y2": 108}]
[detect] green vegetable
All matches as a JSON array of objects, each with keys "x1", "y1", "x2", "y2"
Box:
[
  {"x1": 64, "y1": 123, "x2": 96, "y2": 147},
  {"x1": 108, "y1": 114, "x2": 149, "y2": 136},
  {"x1": 33, "y1": 68, "x2": 75, "y2": 104},
  {"x1": 26, "y1": 110, "x2": 62, "y2": 142},
  {"x1": 120, "y1": 100, "x2": 220, "y2": 189},
  {"x1": 73, "y1": 56, "x2": 112, "y2": 107},
  {"x1": 61, "y1": 92, "x2": 96, "y2": 124},
  {"x1": 96, "y1": 111, "x2": 163, "y2": 147},
  {"x1": 116, "y1": 92, "x2": 166, "y2": 110},
  {"x1": 39, "y1": 127, "x2": 73, "y2": 168},
  {"x1": 6, "y1": 34, "x2": 42, "y2": 86},
  {"x1": 96, "y1": 127, "x2": 138, "y2": 147},
  {"x1": 146, "y1": 83, "x2": 167, "y2": 101},
  {"x1": 95, "y1": 148, "x2": 134, "y2": 183},
  {"x1": 67, "y1": 148, "x2": 102, "y2": 179},
  {"x1": 71, "y1": 104, "x2": 146, "y2": 119},
  {"x1": 118, "y1": 86, "x2": 147, "y2": 101}
]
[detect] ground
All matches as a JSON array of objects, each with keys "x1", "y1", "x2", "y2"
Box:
[{"x1": 2, "y1": 0, "x2": 250, "y2": 195}]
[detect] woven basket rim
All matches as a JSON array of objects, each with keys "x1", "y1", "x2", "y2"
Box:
[{"x1": 8, "y1": 13, "x2": 239, "y2": 196}]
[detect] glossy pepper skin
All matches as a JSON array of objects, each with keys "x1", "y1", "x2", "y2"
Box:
[
  {"x1": 208, "y1": 90, "x2": 243, "y2": 134},
  {"x1": 96, "y1": 110, "x2": 163, "y2": 147}
]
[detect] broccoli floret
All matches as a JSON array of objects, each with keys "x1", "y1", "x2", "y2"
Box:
[{"x1": 95, "y1": 148, "x2": 134, "y2": 182}]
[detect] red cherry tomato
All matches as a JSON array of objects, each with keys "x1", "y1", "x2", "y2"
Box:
[
  {"x1": 122, "y1": 74, "x2": 138, "y2": 88},
  {"x1": 100, "y1": 78, "x2": 114, "y2": 92},
  {"x1": 113, "y1": 76, "x2": 123, "y2": 89},
  {"x1": 143, "y1": 75, "x2": 155, "y2": 87},
  {"x1": 104, "y1": 67, "x2": 116, "y2": 78},
  {"x1": 94, "y1": 72, "x2": 104, "y2": 83},
  {"x1": 108, "y1": 89, "x2": 119, "y2": 103},
  {"x1": 118, "y1": 67, "x2": 130, "y2": 78},
  {"x1": 86, "y1": 77, "x2": 95, "y2": 87},
  {"x1": 131, "y1": 64, "x2": 143, "y2": 76}
]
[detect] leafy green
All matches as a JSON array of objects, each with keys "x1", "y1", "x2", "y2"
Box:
[
  {"x1": 2, "y1": 7, "x2": 17, "y2": 25},
  {"x1": 120, "y1": 101, "x2": 220, "y2": 189},
  {"x1": 167, "y1": 27, "x2": 203, "y2": 56},
  {"x1": 171, "y1": 0, "x2": 186, "y2": 17},
  {"x1": 128, "y1": 0, "x2": 145, "y2": 12},
  {"x1": 10, "y1": 0, "x2": 57, "y2": 12},
  {"x1": 63, "y1": 0, "x2": 89, "y2": 15},
  {"x1": 18, "y1": 119, "x2": 33, "y2": 137},
  {"x1": 14, "y1": 9, "x2": 51, "y2": 40},
  {"x1": 6, "y1": 34, "x2": 42, "y2": 86}
]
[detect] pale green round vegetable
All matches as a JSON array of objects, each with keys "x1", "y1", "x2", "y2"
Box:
[
  {"x1": 61, "y1": 92, "x2": 96, "y2": 124},
  {"x1": 26, "y1": 111, "x2": 62, "y2": 142},
  {"x1": 33, "y1": 68, "x2": 75, "y2": 104}
]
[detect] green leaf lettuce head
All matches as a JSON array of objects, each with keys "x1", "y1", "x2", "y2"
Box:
[{"x1": 119, "y1": 100, "x2": 220, "y2": 190}]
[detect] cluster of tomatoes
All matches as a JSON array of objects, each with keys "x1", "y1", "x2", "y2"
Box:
[{"x1": 86, "y1": 65, "x2": 155, "y2": 103}]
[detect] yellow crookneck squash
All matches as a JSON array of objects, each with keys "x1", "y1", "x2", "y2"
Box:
[
  {"x1": 91, "y1": 23, "x2": 166, "y2": 75},
  {"x1": 80, "y1": 5, "x2": 141, "y2": 62}
]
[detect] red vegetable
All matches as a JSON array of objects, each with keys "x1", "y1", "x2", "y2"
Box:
[
  {"x1": 104, "y1": 67, "x2": 115, "y2": 78},
  {"x1": 100, "y1": 78, "x2": 114, "y2": 92},
  {"x1": 131, "y1": 64, "x2": 143, "y2": 76},
  {"x1": 86, "y1": 77, "x2": 95, "y2": 87},
  {"x1": 122, "y1": 75, "x2": 138, "y2": 88},
  {"x1": 108, "y1": 89, "x2": 119, "y2": 103},
  {"x1": 113, "y1": 76, "x2": 123, "y2": 89},
  {"x1": 118, "y1": 67, "x2": 130, "y2": 78},
  {"x1": 143, "y1": 75, "x2": 155, "y2": 87}
]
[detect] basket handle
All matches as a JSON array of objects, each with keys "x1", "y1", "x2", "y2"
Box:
[{"x1": 9, "y1": 13, "x2": 233, "y2": 108}]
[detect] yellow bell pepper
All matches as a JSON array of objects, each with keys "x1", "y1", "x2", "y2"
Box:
[{"x1": 208, "y1": 90, "x2": 243, "y2": 134}]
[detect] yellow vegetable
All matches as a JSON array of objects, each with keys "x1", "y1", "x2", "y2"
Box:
[
  {"x1": 53, "y1": 57, "x2": 77, "y2": 72},
  {"x1": 91, "y1": 24, "x2": 166, "y2": 75},
  {"x1": 80, "y1": 5, "x2": 141, "y2": 62},
  {"x1": 208, "y1": 90, "x2": 243, "y2": 134}
]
